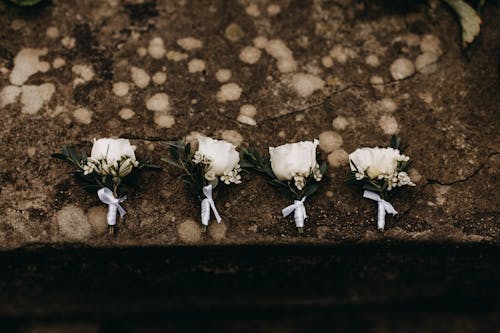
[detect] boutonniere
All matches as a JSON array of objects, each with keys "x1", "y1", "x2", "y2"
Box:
[
  {"x1": 52, "y1": 138, "x2": 157, "y2": 235},
  {"x1": 348, "y1": 136, "x2": 416, "y2": 231},
  {"x1": 243, "y1": 140, "x2": 327, "y2": 233},
  {"x1": 163, "y1": 136, "x2": 241, "y2": 231}
]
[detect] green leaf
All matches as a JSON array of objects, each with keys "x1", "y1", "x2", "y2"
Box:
[
  {"x1": 8, "y1": 0, "x2": 44, "y2": 6},
  {"x1": 319, "y1": 161, "x2": 327, "y2": 175},
  {"x1": 303, "y1": 181, "x2": 320, "y2": 197},
  {"x1": 51, "y1": 153, "x2": 68, "y2": 161},
  {"x1": 443, "y1": 0, "x2": 482, "y2": 47},
  {"x1": 161, "y1": 157, "x2": 182, "y2": 168}
]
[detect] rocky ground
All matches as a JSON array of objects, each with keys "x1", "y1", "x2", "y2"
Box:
[{"x1": 0, "y1": 0, "x2": 498, "y2": 249}]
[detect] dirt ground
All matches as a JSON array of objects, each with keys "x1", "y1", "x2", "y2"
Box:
[{"x1": 0, "y1": 0, "x2": 498, "y2": 249}]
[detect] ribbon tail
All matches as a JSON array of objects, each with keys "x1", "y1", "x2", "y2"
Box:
[
  {"x1": 377, "y1": 201, "x2": 386, "y2": 231},
  {"x1": 210, "y1": 200, "x2": 222, "y2": 223},
  {"x1": 201, "y1": 198, "x2": 211, "y2": 226}
]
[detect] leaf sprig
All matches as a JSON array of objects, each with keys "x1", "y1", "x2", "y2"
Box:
[
  {"x1": 52, "y1": 146, "x2": 159, "y2": 196},
  {"x1": 242, "y1": 148, "x2": 327, "y2": 200}
]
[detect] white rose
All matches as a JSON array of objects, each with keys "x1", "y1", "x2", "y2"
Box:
[
  {"x1": 269, "y1": 140, "x2": 319, "y2": 181},
  {"x1": 90, "y1": 138, "x2": 137, "y2": 177},
  {"x1": 197, "y1": 136, "x2": 240, "y2": 176},
  {"x1": 349, "y1": 147, "x2": 409, "y2": 180}
]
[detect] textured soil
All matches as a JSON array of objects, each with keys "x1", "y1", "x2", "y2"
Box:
[{"x1": 0, "y1": 0, "x2": 498, "y2": 249}]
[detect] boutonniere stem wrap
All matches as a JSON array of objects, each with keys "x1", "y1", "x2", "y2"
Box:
[
  {"x1": 243, "y1": 139, "x2": 326, "y2": 233},
  {"x1": 164, "y1": 136, "x2": 241, "y2": 231},
  {"x1": 349, "y1": 136, "x2": 416, "y2": 231},
  {"x1": 52, "y1": 138, "x2": 158, "y2": 235}
]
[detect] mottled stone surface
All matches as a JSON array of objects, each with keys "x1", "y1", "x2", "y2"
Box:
[{"x1": 0, "y1": 0, "x2": 498, "y2": 249}]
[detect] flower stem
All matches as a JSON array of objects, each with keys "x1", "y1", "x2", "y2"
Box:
[
  {"x1": 201, "y1": 225, "x2": 207, "y2": 233},
  {"x1": 108, "y1": 225, "x2": 115, "y2": 236},
  {"x1": 297, "y1": 227, "x2": 304, "y2": 234}
]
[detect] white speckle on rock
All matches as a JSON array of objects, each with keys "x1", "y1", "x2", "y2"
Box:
[
  {"x1": 267, "y1": 3, "x2": 281, "y2": 16},
  {"x1": 329, "y1": 45, "x2": 356, "y2": 64},
  {"x1": 152, "y1": 71, "x2": 167, "y2": 84},
  {"x1": 57, "y1": 205, "x2": 91, "y2": 240},
  {"x1": 154, "y1": 112, "x2": 175, "y2": 128},
  {"x1": 365, "y1": 54, "x2": 380, "y2": 67},
  {"x1": 52, "y1": 57, "x2": 65, "y2": 69},
  {"x1": 73, "y1": 107, "x2": 93, "y2": 124},
  {"x1": 319, "y1": 131, "x2": 343, "y2": 153},
  {"x1": 240, "y1": 104, "x2": 257, "y2": 117},
  {"x1": 146, "y1": 93, "x2": 170, "y2": 112},
  {"x1": 217, "y1": 83, "x2": 242, "y2": 102},
  {"x1": 237, "y1": 114, "x2": 257, "y2": 126},
  {"x1": 390, "y1": 57, "x2": 415, "y2": 80},
  {"x1": 239, "y1": 46, "x2": 262, "y2": 64},
  {"x1": 253, "y1": 36, "x2": 268, "y2": 49},
  {"x1": 321, "y1": 56, "x2": 333, "y2": 68},
  {"x1": 415, "y1": 52, "x2": 439, "y2": 74},
  {"x1": 225, "y1": 23, "x2": 245, "y2": 42},
  {"x1": 148, "y1": 37, "x2": 166, "y2": 59},
  {"x1": 215, "y1": 69, "x2": 232, "y2": 83},
  {"x1": 72, "y1": 64, "x2": 95, "y2": 87},
  {"x1": 10, "y1": 48, "x2": 49, "y2": 85},
  {"x1": 221, "y1": 129, "x2": 243, "y2": 146},
  {"x1": 112, "y1": 82, "x2": 129, "y2": 97},
  {"x1": 378, "y1": 115, "x2": 399, "y2": 134},
  {"x1": 378, "y1": 98, "x2": 398, "y2": 113},
  {"x1": 420, "y1": 34, "x2": 442, "y2": 55},
  {"x1": 188, "y1": 58, "x2": 206, "y2": 73},
  {"x1": 20, "y1": 83, "x2": 55, "y2": 115},
  {"x1": 119, "y1": 108, "x2": 135, "y2": 120},
  {"x1": 246, "y1": 4, "x2": 260, "y2": 17},
  {"x1": 130, "y1": 66, "x2": 150, "y2": 88},
  {"x1": 178, "y1": 219, "x2": 201, "y2": 243},
  {"x1": 327, "y1": 148, "x2": 349, "y2": 167},
  {"x1": 332, "y1": 116, "x2": 349, "y2": 130},
  {"x1": 265, "y1": 39, "x2": 297, "y2": 73},
  {"x1": 46, "y1": 26, "x2": 59, "y2": 39},
  {"x1": 0, "y1": 85, "x2": 21, "y2": 107},
  {"x1": 167, "y1": 51, "x2": 188, "y2": 62},
  {"x1": 177, "y1": 37, "x2": 203, "y2": 51},
  {"x1": 289, "y1": 73, "x2": 325, "y2": 97},
  {"x1": 137, "y1": 47, "x2": 147, "y2": 58},
  {"x1": 61, "y1": 36, "x2": 76, "y2": 49}
]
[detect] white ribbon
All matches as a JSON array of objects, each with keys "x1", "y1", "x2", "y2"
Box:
[
  {"x1": 97, "y1": 187, "x2": 127, "y2": 226},
  {"x1": 201, "y1": 185, "x2": 222, "y2": 226},
  {"x1": 282, "y1": 197, "x2": 307, "y2": 228},
  {"x1": 363, "y1": 190, "x2": 397, "y2": 231}
]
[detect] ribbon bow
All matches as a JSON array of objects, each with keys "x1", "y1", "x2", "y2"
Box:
[
  {"x1": 201, "y1": 185, "x2": 222, "y2": 227},
  {"x1": 363, "y1": 190, "x2": 397, "y2": 231},
  {"x1": 282, "y1": 197, "x2": 307, "y2": 228},
  {"x1": 97, "y1": 187, "x2": 127, "y2": 226}
]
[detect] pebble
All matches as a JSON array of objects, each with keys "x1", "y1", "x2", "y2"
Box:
[
  {"x1": 378, "y1": 115, "x2": 399, "y2": 134},
  {"x1": 9, "y1": 48, "x2": 49, "y2": 85},
  {"x1": 365, "y1": 54, "x2": 380, "y2": 67},
  {"x1": 332, "y1": 116, "x2": 349, "y2": 130},
  {"x1": 52, "y1": 57, "x2": 65, "y2": 69},
  {"x1": 378, "y1": 98, "x2": 398, "y2": 112},
  {"x1": 267, "y1": 4, "x2": 281, "y2": 16},
  {"x1": 152, "y1": 71, "x2": 167, "y2": 84},
  {"x1": 177, "y1": 37, "x2": 203, "y2": 51},
  {"x1": 209, "y1": 222, "x2": 227, "y2": 241},
  {"x1": 72, "y1": 64, "x2": 95, "y2": 86},
  {"x1": 253, "y1": 36, "x2": 268, "y2": 49},
  {"x1": 146, "y1": 93, "x2": 170, "y2": 112},
  {"x1": 420, "y1": 34, "x2": 442, "y2": 55},
  {"x1": 137, "y1": 47, "x2": 147, "y2": 57},
  {"x1": 246, "y1": 4, "x2": 260, "y2": 16},
  {"x1": 166, "y1": 51, "x2": 188, "y2": 62},
  {"x1": 239, "y1": 46, "x2": 262, "y2": 64},
  {"x1": 329, "y1": 45, "x2": 355, "y2": 64},
  {"x1": 130, "y1": 66, "x2": 150, "y2": 88},
  {"x1": 408, "y1": 168, "x2": 423, "y2": 183},
  {"x1": 240, "y1": 104, "x2": 257, "y2": 117},
  {"x1": 217, "y1": 83, "x2": 242, "y2": 102},
  {"x1": 215, "y1": 69, "x2": 232, "y2": 83},
  {"x1": 237, "y1": 114, "x2": 257, "y2": 126},
  {"x1": 57, "y1": 205, "x2": 91, "y2": 240},
  {"x1": 46, "y1": 26, "x2": 59, "y2": 39},
  {"x1": 20, "y1": 84, "x2": 55, "y2": 115},
  {"x1": 61, "y1": 36, "x2": 76, "y2": 49},
  {"x1": 154, "y1": 112, "x2": 175, "y2": 128},
  {"x1": 265, "y1": 39, "x2": 297, "y2": 73},
  {"x1": 327, "y1": 148, "x2": 349, "y2": 167},
  {"x1": 221, "y1": 130, "x2": 243, "y2": 146},
  {"x1": 318, "y1": 131, "x2": 343, "y2": 153},
  {"x1": 390, "y1": 57, "x2": 415, "y2": 80},
  {"x1": 0, "y1": 85, "x2": 21, "y2": 107},
  {"x1": 178, "y1": 219, "x2": 201, "y2": 243},
  {"x1": 73, "y1": 107, "x2": 92, "y2": 124},
  {"x1": 225, "y1": 23, "x2": 245, "y2": 42},
  {"x1": 290, "y1": 73, "x2": 325, "y2": 97},
  {"x1": 147, "y1": 37, "x2": 166, "y2": 59},
  {"x1": 112, "y1": 82, "x2": 129, "y2": 97},
  {"x1": 188, "y1": 59, "x2": 206, "y2": 73},
  {"x1": 119, "y1": 108, "x2": 135, "y2": 120},
  {"x1": 321, "y1": 56, "x2": 334, "y2": 68},
  {"x1": 415, "y1": 52, "x2": 439, "y2": 74}
]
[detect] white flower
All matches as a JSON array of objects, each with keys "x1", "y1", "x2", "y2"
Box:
[
  {"x1": 205, "y1": 170, "x2": 216, "y2": 181},
  {"x1": 349, "y1": 147, "x2": 409, "y2": 180},
  {"x1": 269, "y1": 140, "x2": 319, "y2": 181},
  {"x1": 196, "y1": 136, "x2": 240, "y2": 176},
  {"x1": 192, "y1": 152, "x2": 203, "y2": 164},
  {"x1": 313, "y1": 165, "x2": 323, "y2": 182},
  {"x1": 88, "y1": 138, "x2": 138, "y2": 177},
  {"x1": 294, "y1": 175, "x2": 306, "y2": 190}
]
